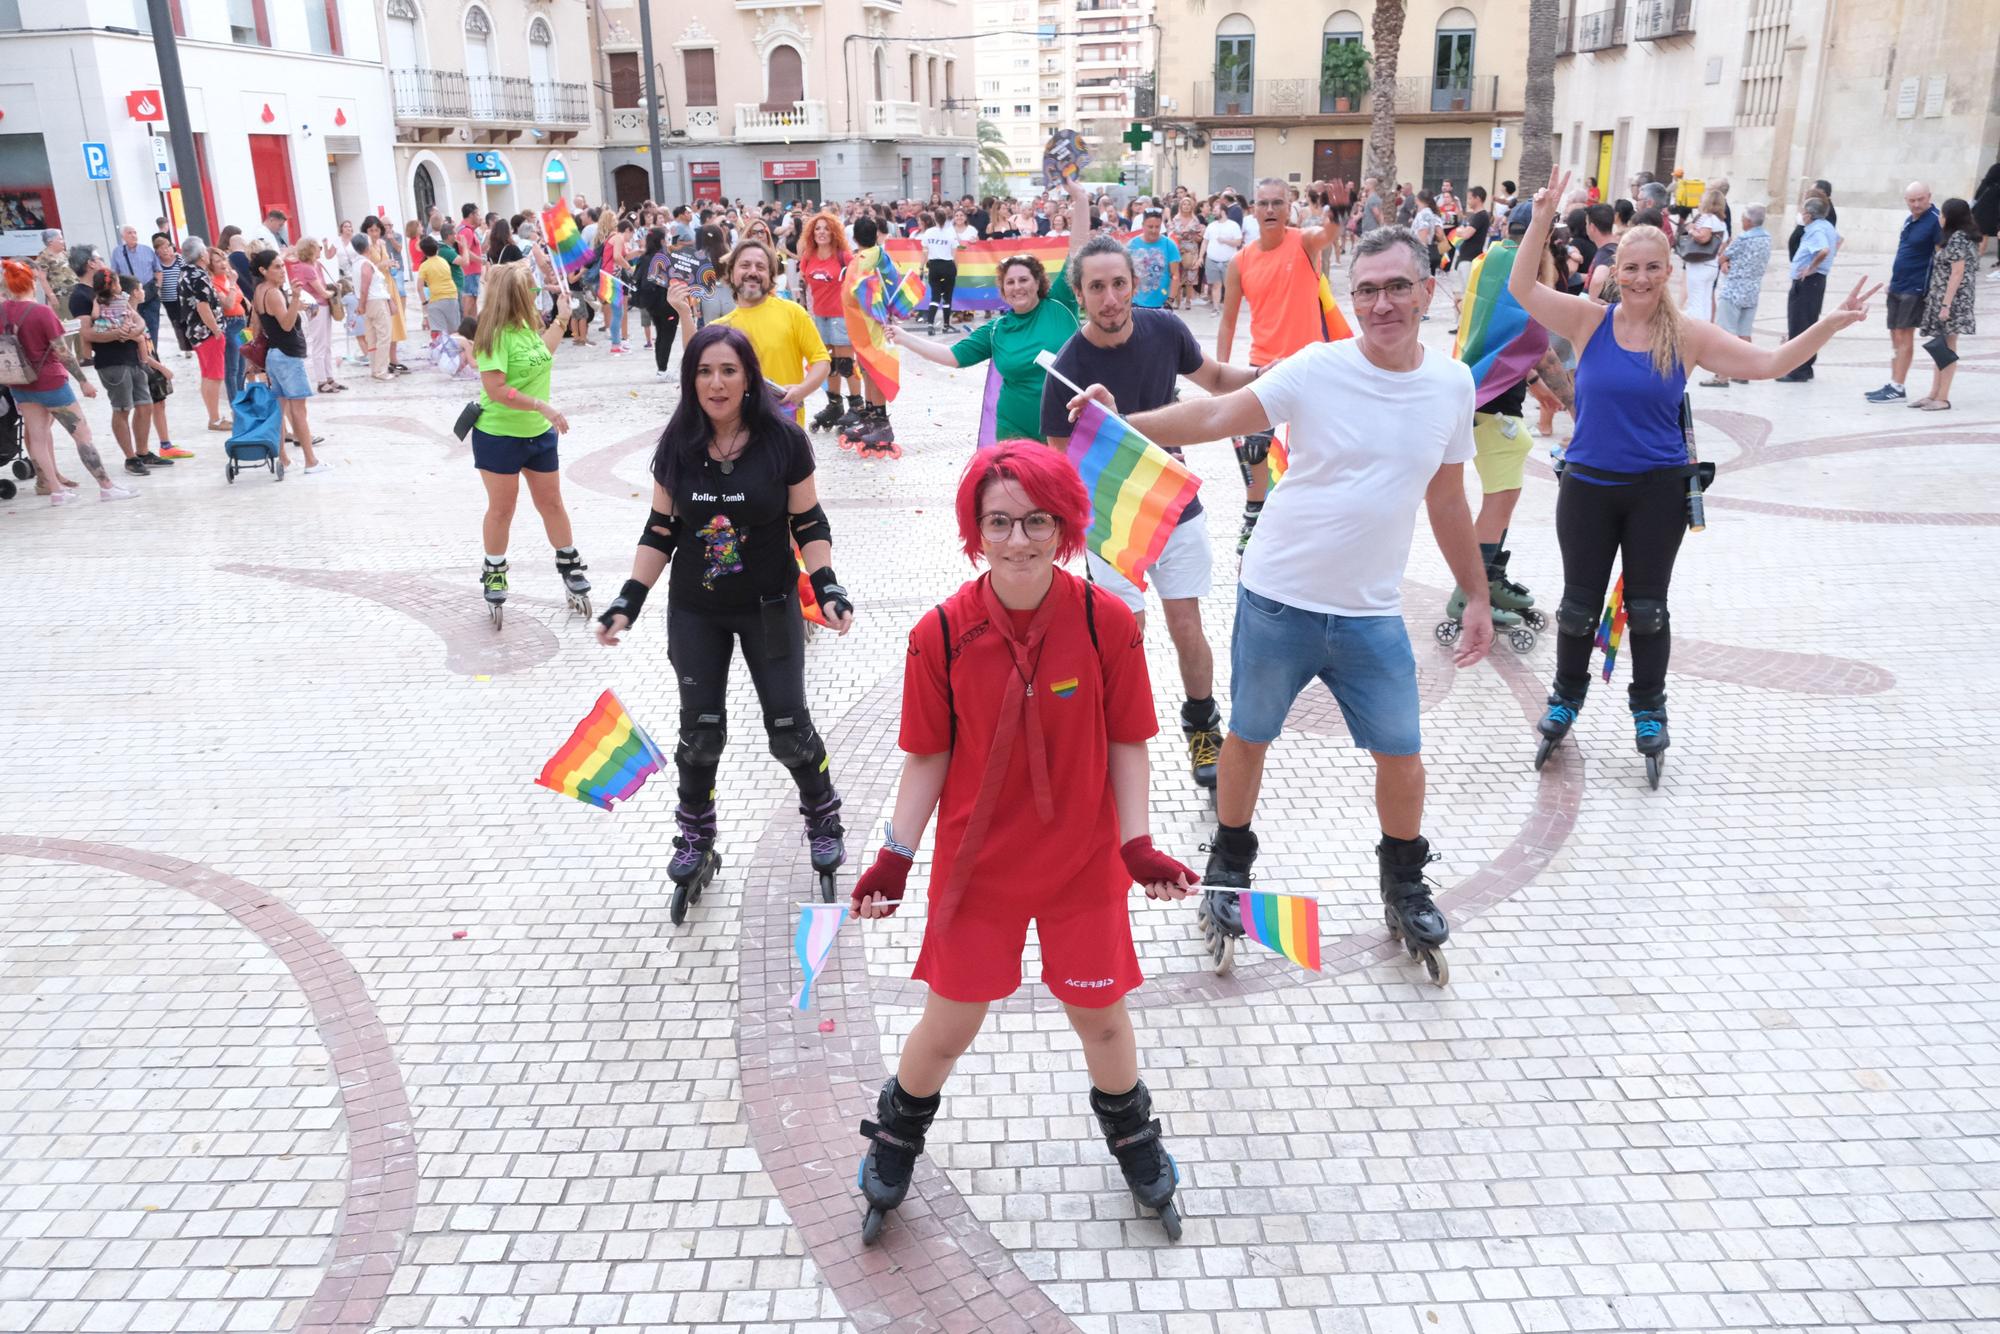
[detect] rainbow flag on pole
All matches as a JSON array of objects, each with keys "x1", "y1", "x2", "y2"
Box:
[
  {"x1": 1238, "y1": 890, "x2": 1322, "y2": 972},
  {"x1": 841, "y1": 244, "x2": 927, "y2": 402},
  {"x1": 540, "y1": 199, "x2": 589, "y2": 274},
  {"x1": 1596, "y1": 575, "x2": 1627, "y2": 683},
  {"x1": 1060, "y1": 396, "x2": 1202, "y2": 590},
  {"x1": 535, "y1": 690, "x2": 667, "y2": 810},
  {"x1": 791, "y1": 903, "x2": 849, "y2": 1010},
  {"x1": 1452, "y1": 240, "x2": 1551, "y2": 403},
  {"x1": 598, "y1": 268, "x2": 625, "y2": 324}
]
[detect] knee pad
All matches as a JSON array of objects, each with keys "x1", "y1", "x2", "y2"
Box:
[
  {"x1": 1234, "y1": 432, "x2": 1272, "y2": 467},
  {"x1": 1624, "y1": 597, "x2": 1669, "y2": 636},
  {"x1": 676, "y1": 710, "x2": 727, "y2": 767},
  {"x1": 1556, "y1": 595, "x2": 1600, "y2": 639},
  {"x1": 831, "y1": 354, "x2": 855, "y2": 378},
  {"x1": 766, "y1": 712, "x2": 828, "y2": 773}
]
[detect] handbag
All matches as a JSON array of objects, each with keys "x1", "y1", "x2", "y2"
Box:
[
  {"x1": 1675, "y1": 223, "x2": 1723, "y2": 262},
  {"x1": 0, "y1": 300, "x2": 51, "y2": 387},
  {"x1": 1924, "y1": 333, "x2": 1959, "y2": 369},
  {"x1": 453, "y1": 399, "x2": 482, "y2": 440},
  {"x1": 241, "y1": 326, "x2": 269, "y2": 371}
]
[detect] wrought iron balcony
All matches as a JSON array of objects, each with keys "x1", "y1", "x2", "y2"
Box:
[
  {"x1": 467, "y1": 74, "x2": 534, "y2": 122},
  {"x1": 1575, "y1": 1, "x2": 1627, "y2": 51},
  {"x1": 392, "y1": 68, "x2": 468, "y2": 122},
  {"x1": 1631, "y1": 0, "x2": 1693, "y2": 40},
  {"x1": 1193, "y1": 75, "x2": 1500, "y2": 120},
  {"x1": 533, "y1": 80, "x2": 593, "y2": 126}
]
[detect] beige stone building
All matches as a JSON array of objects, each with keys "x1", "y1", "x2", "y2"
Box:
[
  {"x1": 1155, "y1": 1, "x2": 1530, "y2": 199},
  {"x1": 594, "y1": 1, "x2": 978, "y2": 209},
  {"x1": 382, "y1": 0, "x2": 603, "y2": 221}
]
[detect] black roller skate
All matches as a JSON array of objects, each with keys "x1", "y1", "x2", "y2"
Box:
[
  {"x1": 1490, "y1": 550, "x2": 1546, "y2": 630},
  {"x1": 482, "y1": 557, "x2": 508, "y2": 630},
  {"x1": 1180, "y1": 701, "x2": 1222, "y2": 796},
  {"x1": 1379, "y1": 836, "x2": 1449, "y2": 987},
  {"x1": 667, "y1": 801, "x2": 721, "y2": 925},
  {"x1": 810, "y1": 393, "x2": 846, "y2": 432},
  {"x1": 801, "y1": 791, "x2": 845, "y2": 903},
  {"x1": 1631, "y1": 690, "x2": 1670, "y2": 790},
  {"x1": 1436, "y1": 587, "x2": 1534, "y2": 654},
  {"x1": 854, "y1": 408, "x2": 900, "y2": 460},
  {"x1": 1090, "y1": 1081, "x2": 1183, "y2": 1241},
  {"x1": 1534, "y1": 688, "x2": 1586, "y2": 771},
  {"x1": 555, "y1": 547, "x2": 591, "y2": 621},
  {"x1": 832, "y1": 396, "x2": 870, "y2": 450},
  {"x1": 1197, "y1": 826, "x2": 1255, "y2": 975},
  {"x1": 857, "y1": 1077, "x2": 941, "y2": 1244}
]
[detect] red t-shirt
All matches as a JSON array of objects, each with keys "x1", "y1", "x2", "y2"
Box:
[
  {"x1": 799, "y1": 253, "x2": 846, "y2": 319},
  {"x1": 900, "y1": 569, "x2": 1156, "y2": 901},
  {"x1": 458, "y1": 222, "x2": 484, "y2": 274},
  {"x1": 3, "y1": 299, "x2": 71, "y2": 392}
]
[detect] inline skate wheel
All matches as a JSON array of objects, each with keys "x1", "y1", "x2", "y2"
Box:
[
  {"x1": 1508, "y1": 626, "x2": 1538, "y2": 654},
  {"x1": 1433, "y1": 620, "x2": 1462, "y2": 646},
  {"x1": 488, "y1": 602, "x2": 504, "y2": 631},
  {"x1": 819, "y1": 870, "x2": 836, "y2": 904},
  {"x1": 571, "y1": 593, "x2": 592, "y2": 620},
  {"x1": 861, "y1": 1205, "x2": 888, "y2": 1245},
  {"x1": 1520, "y1": 607, "x2": 1548, "y2": 631},
  {"x1": 1533, "y1": 736, "x2": 1558, "y2": 771},
  {"x1": 1155, "y1": 1200, "x2": 1183, "y2": 1242},
  {"x1": 669, "y1": 879, "x2": 691, "y2": 926},
  {"x1": 1418, "y1": 947, "x2": 1450, "y2": 988},
  {"x1": 1646, "y1": 754, "x2": 1662, "y2": 790}
]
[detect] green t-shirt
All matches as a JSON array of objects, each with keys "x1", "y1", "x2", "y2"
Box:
[
  {"x1": 475, "y1": 323, "x2": 554, "y2": 437},
  {"x1": 438, "y1": 240, "x2": 465, "y2": 293},
  {"x1": 950, "y1": 281, "x2": 1080, "y2": 442}
]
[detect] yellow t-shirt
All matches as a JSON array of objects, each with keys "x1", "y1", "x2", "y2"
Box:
[
  {"x1": 717, "y1": 297, "x2": 829, "y2": 390},
  {"x1": 419, "y1": 255, "x2": 457, "y2": 303}
]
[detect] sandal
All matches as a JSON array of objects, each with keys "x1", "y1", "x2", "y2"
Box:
[
  {"x1": 1909, "y1": 397, "x2": 1937, "y2": 409},
  {"x1": 1698, "y1": 376, "x2": 1730, "y2": 388},
  {"x1": 1918, "y1": 399, "x2": 1951, "y2": 411}
]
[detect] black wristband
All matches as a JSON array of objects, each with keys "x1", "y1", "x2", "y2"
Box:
[
  {"x1": 600, "y1": 578, "x2": 650, "y2": 629},
  {"x1": 810, "y1": 566, "x2": 852, "y2": 618}
]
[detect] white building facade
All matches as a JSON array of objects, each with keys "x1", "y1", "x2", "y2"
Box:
[
  {"x1": 0, "y1": 0, "x2": 398, "y2": 251},
  {"x1": 973, "y1": 0, "x2": 1043, "y2": 197}
]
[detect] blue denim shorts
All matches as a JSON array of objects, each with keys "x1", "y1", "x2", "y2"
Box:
[
  {"x1": 264, "y1": 347, "x2": 314, "y2": 400},
  {"x1": 11, "y1": 383, "x2": 77, "y2": 408},
  {"x1": 1228, "y1": 586, "x2": 1422, "y2": 754},
  {"x1": 811, "y1": 311, "x2": 848, "y2": 347},
  {"x1": 471, "y1": 426, "x2": 559, "y2": 475}
]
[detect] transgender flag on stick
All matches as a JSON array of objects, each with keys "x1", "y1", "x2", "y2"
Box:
[{"x1": 792, "y1": 903, "x2": 849, "y2": 1010}]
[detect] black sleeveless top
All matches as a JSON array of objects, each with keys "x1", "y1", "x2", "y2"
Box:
[{"x1": 259, "y1": 290, "x2": 308, "y2": 358}]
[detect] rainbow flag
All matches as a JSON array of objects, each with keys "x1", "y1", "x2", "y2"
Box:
[
  {"x1": 540, "y1": 200, "x2": 589, "y2": 274},
  {"x1": 1452, "y1": 240, "x2": 1550, "y2": 403},
  {"x1": 1063, "y1": 397, "x2": 1202, "y2": 590},
  {"x1": 841, "y1": 245, "x2": 927, "y2": 402},
  {"x1": 1596, "y1": 575, "x2": 1627, "y2": 683},
  {"x1": 975, "y1": 363, "x2": 1003, "y2": 447},
  {"x1": 791, "y1": 903, "x2": 848, "y2": 1010},
  {"x1": 879, "y1": 236, "x2": 1073, "y2": 313},
  {"x1": 796, "y1": 547, "x2": 828, "y2": 628},
  {"x1": 1238, "y1": 890, "x2": 1322, "y2": 972},
  {"x1": 535, "y1": 690, "x2": 667, "y2": 810}
]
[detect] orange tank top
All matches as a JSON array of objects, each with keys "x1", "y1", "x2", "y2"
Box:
[{"x1": 1236, "y1": 227, "x2": 1325, "y2": 366}]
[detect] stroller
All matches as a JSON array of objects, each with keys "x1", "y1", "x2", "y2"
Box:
[
  {"x1": 225, "y1": 380, "x2": 284, "y2": 483},
  {"x1": 0, "y1": 385, "x2": 33, "y2": 501}
]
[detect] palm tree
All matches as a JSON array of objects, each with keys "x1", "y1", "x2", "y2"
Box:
[
  {"x1": 977, "y1": 118, "x2": 1013, "y2": 180},
  {"x1": 1366, "y1": 1, "x2": 1406, "y2": 188},
  {"x1": 1519, "y1": 0, "x2": 1559, "y2": 190}
]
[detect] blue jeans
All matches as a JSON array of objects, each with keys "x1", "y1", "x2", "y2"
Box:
[
  {"x1": 1228, "y1": 586, "x2": 1422, "y2": 754},
  {"x1": 223, "y1": 316, "x2": 248, "y2": 398},
  {"x1": 138, "y1": 295, "x2": 162, "y2": 348}
]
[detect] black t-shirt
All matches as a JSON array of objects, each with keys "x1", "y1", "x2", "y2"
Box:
[
  {"x1": 74, "y1": 285, "x2": 141, "y2": 367},
  {"x1": 665, "y1": 421, "x2": 816, "y2": 612},
  {"x1": 1039, "y1": 308, "x2": 1205, "y2": 519},
  {"x1": 1566, "y1": 209, "x2": 1597, "y2": 270},
  {"x1": 969, "y1": 209, "x2": 990, "y2": 239},
  {"x1": 1457, "y1": 209, "x2": 1492, "y2": 264},
  {"x1": 1478, "y1": 379, "x2": 1528, "y2": 419},
  {"x1": 1588, "y1": 241, "x2": 1618, "y2": 273},
  {"x1": 492, "y1": 242, "x2": 524, "y2": 265}
]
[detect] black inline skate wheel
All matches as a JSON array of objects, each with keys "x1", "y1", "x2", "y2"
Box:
[
  {"x1": 669, "y1": 879, "x2": 691, "y2": 926},
  {"x1": 1534, "y1": 736, "x2": 1557, "y2": 771},
  {"x1": 488, "y1": 602, "x2": 504, "y2": 631},
  {"x1": 1156, "y1": 1201, "x2": 1183, "y2": 1242},
  {"x1": 1646, "y1": 754, "x2": 1662, "y2": 790},
  {"x1": 819, "y1": 871, "x2": 835, "y2": 904},
  {"x1": 1419, "y1": 947, "x2": 1449, "y2": 988},
  {"x1": 1508, "y1": 626, "x2": 1537, "y2": 654},
  {"x1": 1520, "y1": 608, "x2": 1548, "y2": 631},
  {"x1": 1433, "y1": 620, "x2": 1461, "y2": 646},
  {"x1": 861, "y1": 1205, "x2": 888, "y2": 1245}
]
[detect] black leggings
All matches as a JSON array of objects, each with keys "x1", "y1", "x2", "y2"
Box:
[
  {"x1": 666, "y1": 590, "x2": 834, "y2": 807},
  {"x1": 1552, "y1": 471, "x2": 1687, "y2": 703},
  {"x1": 652, "y1": 306, "x2": 680, "y2": 374},
  {"x1": 925, "y1": 259, "x2": 957, "y2": 324}
]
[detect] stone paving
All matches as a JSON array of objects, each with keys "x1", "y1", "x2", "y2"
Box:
[{"x1": 4, "y1": 253, "x2": 1999, "y2": 1334}]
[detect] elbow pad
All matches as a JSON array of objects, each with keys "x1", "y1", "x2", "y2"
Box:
[
  {"x1": 638, "y1": 509, "x2": 681, "y2": 554},
  {"x1": 789, "y1": 503, "x2": 832, "y2": 548}
]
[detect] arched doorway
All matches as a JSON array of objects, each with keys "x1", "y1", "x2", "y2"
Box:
[
  {"x1": 613, "y1": 163, "x2": 651, "y2": 211},
  {"x1": 412, "y1": 161, "x2": 438, "y2": 220}
]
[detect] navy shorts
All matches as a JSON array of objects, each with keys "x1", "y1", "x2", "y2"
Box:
[
  {"x1": 471, "y1": 426, "x2": 559, "y2": 475},
  {"x1": 1228, "y1": 586, "x2": 1422, "y2": 755}
]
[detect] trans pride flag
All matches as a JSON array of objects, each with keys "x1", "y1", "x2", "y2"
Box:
[
  {"x1": 539, "y1": 199, "x2": 590, "y2": 274},
  {"x1": 791, "y1": 903, "x2": 848, "y2": 1010},
  {"x1": 536, "y1": 690, "x2": 667, "y2": 810},
  {"x1": 1451, "y1": 240, "x2": 1550, "y2": 403},
  {"x1": 1059, "y1": 395, "x2": 1202, "y2": 590}
]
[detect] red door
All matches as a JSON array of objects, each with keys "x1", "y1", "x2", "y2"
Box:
[
  {"x1": 247, "y1": 134, "x2": 300, "y2": 240},
  {"x1": 192, "y1": 134, "x2": 221, "y2": 241}
]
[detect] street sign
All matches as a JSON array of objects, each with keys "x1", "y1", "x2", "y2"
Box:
[
  {"x1": 150, "y1": 135, "x2": 172, "y2": 188},
  {"x1": 82, "y1": 141, "x2": 111, "y2": 181},
  {"x1": 126, "y1": 89, "x2": 164, "y2": 121},
  {"x1": 1490, "y1": 125, "x2": 1506, "y2": 160}
]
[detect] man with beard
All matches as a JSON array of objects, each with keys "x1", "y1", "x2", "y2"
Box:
[{"x1": 716, "y1": 238, "x2": 830, "y2": 424}]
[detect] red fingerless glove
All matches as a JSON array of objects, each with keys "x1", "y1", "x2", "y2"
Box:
[
  {"x1": 852, "y1": 847, "x2": 914, "y2": 916},
  {"x1": 1120, "y1": 836, "x2": 1199, "y2": 886}
]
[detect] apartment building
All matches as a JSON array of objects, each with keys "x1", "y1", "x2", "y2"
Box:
[{"x1": 975, "y1": 0, "x2": 1155, "y2": 198}]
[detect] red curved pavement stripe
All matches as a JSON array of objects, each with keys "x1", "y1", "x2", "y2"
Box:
[
  {"x1": 0, "y1": 837, "x2": 416, "y2": 1334},
  {"x1": 565, "y1": 426, "x2": 661, "y2": 500}
]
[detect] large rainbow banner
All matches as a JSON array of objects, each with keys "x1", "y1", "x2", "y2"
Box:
[
  {"x1": 1061, "y1": 397, "x2": 1202, "y2": 590},
  {"x1": 1452, "y1": 240, "x2": 1550, "y2": 403},
  {"x1": 880, "y1": 236, "x2": 1075, "y2": 313},
  {"x1": 535, "y1": 690, "x2": 667, "y2": 810},
  {"x1": 1238, "y1": 890, "x2": 1322, "y2": 972}
]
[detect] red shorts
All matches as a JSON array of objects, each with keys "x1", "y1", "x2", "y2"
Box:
[
  {"x1": 195, "y1": 336, "x2": 224, "y2": 380},
  {"x1": 912, "y1": 851, "x2": 1143, "y2": 1007}
]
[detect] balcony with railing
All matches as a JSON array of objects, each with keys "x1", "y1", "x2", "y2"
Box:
[
  {"x1": 1575, "y1": 1, "x2": 1627, "y2": 51},
  {"x1": 1631, "y1": 0, "x2": 1693, "y2": 40},
  {"x1": 735, "y1": 99, "x2": 828, "y2": 141},
  {"x1": 867, "y1": 100, "x2": 926, "y2": 138},
  {"x1": 394, "y1": 68, "x2": 589, "y2": 129},
  {"x1": 392, "y1": 68, "x2": 468, "y2": 122},
  {"x1": 1194, "y1": 75, "x2": 1501, "y2": 120}
]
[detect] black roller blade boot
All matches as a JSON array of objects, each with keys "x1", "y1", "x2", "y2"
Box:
[
  {"x1": 1378, "y1": 835, "x2": 1450, "y2": 987},
  {"x1": 1197, "y1": 826, "x2": 1255, "y2": 975},
  {"x1": 857, "y1": 1077, "x2": 942, "y2": 1244},
  {"x1": 1090, "y1": 1081, "x2": 1182, "y2": 1241}
]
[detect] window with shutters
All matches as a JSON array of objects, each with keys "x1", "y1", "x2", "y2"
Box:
[
  {"x1": 683, "y1": 49, "x2": 718, "y2": 107},
  {"x1": 609, "y1": 52, "x2": 642, "y2": 108},
  {"x1": 765, "y1": 45, "x2": 804, "y2": 110}
]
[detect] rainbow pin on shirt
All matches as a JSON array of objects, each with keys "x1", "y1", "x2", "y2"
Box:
[{"x1": 1048, "y1": 677, "x2": 1080, "y2": 699}]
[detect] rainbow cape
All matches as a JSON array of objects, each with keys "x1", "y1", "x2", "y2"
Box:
[
  {"x1": 841, "y1": 244, "x2": 927, "y2": 402},
  {"x1": 536, "y1": 690, "x2": 667, "y2": 810},
  {"x1": 1063, "y1": 397, "x2": 1202, "y2": 589},
  {"x1": 1238, "y1": 890, "x2": 1322, "y2": 972},
  {"x1": 1596, "y1": 575, "x2": 1627, "y2": 683},
  {"x1": 539, "y1": 200, "x2": 589, "y2": 274},
  {"x1": 791, "y1": 903, "x2": 848, "y2": 1010},
  {"x1": 879, "y1": 236, "x2": 1074, "y2": 313},
  {"x1": 1452, "y1": 240, "x2": 1550, "y2": 403}
]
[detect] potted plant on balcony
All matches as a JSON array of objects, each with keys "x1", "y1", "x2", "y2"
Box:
[
  {"x1": 1320, "y1": 41, "x2": 1371, "y2": 114},
  {"x1": 1447, "y1": 49, "x2": 1473, "y2": 112},
  {"x1": 1215, "y1": 50, "x2": 1250, "y2": 116}
]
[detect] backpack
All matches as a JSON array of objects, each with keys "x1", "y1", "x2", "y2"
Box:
[
  {"x1": 0, "y1": 301, "x2": 52, "y2": 387},
  {"x1": 932, "y1": 580, "x2": 1102, "y2": 750}
]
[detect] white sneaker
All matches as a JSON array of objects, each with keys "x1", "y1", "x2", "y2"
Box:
[
  {"x1": 656, "y1": 370, "x2": 672, "y2": 381},
  {"x1": 49, "y1": 489, "x2": 72, "y2": 507},
  {"x1": 98, "y1": 485, "x2": 139, "y2": 502},
  {"x1": 303, "y1": 462, "x2": 333, "y2": 474}
]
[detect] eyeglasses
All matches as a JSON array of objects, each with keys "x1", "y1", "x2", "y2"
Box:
[
  {"x1": 1254, "y1": 199, "x2": 1288, "y2": 210},
  {"x1": 979, "y1": 510, "x2": 1060, "y2": 542},
  {"x1": 1352, "y1": 279, "x2": 1419, "y2": 303}
]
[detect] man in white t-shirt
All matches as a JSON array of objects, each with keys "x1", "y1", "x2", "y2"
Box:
[
  {"x1": 1127, "y1": 225, "x2": 1493, "y2": 978},
  {"x1": 1201, "y1": 210, "x2": 1243, "y2": 310}
]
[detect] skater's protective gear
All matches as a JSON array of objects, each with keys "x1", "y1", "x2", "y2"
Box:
[
  {"x1": 1377, "y1": 835, "x2": 1449, "y2": 948},
  {"x1": 677, "y1": 710, "x2": 728, "y2": 767},
  {"x1": 1624, "y1": 597, "x2": 1669, "y2": 636},
  {"x1": 600, "y1": 578, "x2": 650, "y2": 629},
  {"x1": 808, "y1": 565, "x2": 852, "y2": 620},
  {"x1": 1555, "y1": 593, "x2": 1599, "y2": 639},
  {"x1": 852, "y1": 847, "x2": 912, "y2": 915},
  {"x1": 788, "y1": 503, "x2": 832, "y2": 548},
  {"x1": 765, "y1": 711, "x2": 829, "y2": 777},
  {"x1": 1235, "y1": 431, "x2": 1272, "y2": 468},
  {"x1": 1119, "y1": 836, "x2": 1199, "y2": 890},
  {"x1": 857, "y1": 1076, "x2": 941, "y2": 1232},
  {"x1": 639, "y1": 508, "x2": 681, "y2": 554},
  {"x1": 830, "y1": 354, "x2": 856, "y2": 378}
]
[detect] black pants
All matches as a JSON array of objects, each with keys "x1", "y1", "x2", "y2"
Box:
[
  {"x1": 1552, "y1": 471, "x2": 1687, "y2": 703},
  {"x1": 925, "y1": 259, "x2": 957, "y2": 326},
  {"x1": 652, "y1": 305, "x2": 680, "y2": 374},
  {"x1": 666, "y1": 590, "x2": 834, "y2": 807},
  {"x1": 1786, "y1": 273, "x2": 1827, "y2": 375}
]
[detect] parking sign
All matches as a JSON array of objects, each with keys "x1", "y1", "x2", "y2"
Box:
[{"x1": 82, "y1": 141, "x2": 112, "y2": 181}]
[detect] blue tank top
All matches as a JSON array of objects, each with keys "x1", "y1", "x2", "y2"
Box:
[{"x1": 1566, "y1": 306, "x2": 1688, "y2": 482}]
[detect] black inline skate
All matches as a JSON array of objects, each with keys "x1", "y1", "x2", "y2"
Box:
[
  {"x1": 1438, "y1": 586, "x2": 1534, "y2": 654},
  {"x1": 854, "y1": 407, "x2": 900, "y2": 460},
  {"x1": 481, "y1": 557, "x2": 508, "y2": 630},
  {"x1": 801, "y1": 791, "x2": 845, "y2": 902},
  {"x1": 1197, "y1": 826, "x2": 1255, "y2": 975},
  {"x1": 1090, "y1": 1081, "x2": 1183, "y2": 1241},
  {"x1": 832, "y1": 397, "x2": 870, "y2": 449},
  {"x1": 1631, "y1": 690, "x2": 1670, "y2": 790},
  {"x1": 555, "y1": 547, "x2": 591, "y2": 621},
  {"x1": 1180, "y1": 701, "x2": 1222, "y2": 796},
  {"x1": 1378, "y1": 835, "x2": 1450, "y2": 987},
  {"x1": 1534, "y1": 687, "x2": 1587, "y2": 771},
  {"x1": 1490, "y1": 550, "x2": 1546, "y2": 629},
  {"x1": 667, "y1": 801, "x2": 720, "y2": 925},
  {"x1": 810, "y1": 393, "x2": 846, "y2": 432},
  {"x1": 857, "y1": 1077, "x2": 942, "y2": 1244}
]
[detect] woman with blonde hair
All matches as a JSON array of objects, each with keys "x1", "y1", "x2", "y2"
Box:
[
  {"x1": 469, "y1": 260, "x2": 588, "y2": 626},
  {"x1": 796, "y1": 209, "x2": 856, "y2": 431},
  {"x1": 287, "y1": 237, "x2": 341, "y2": 393},
  {"x1": 1509, "y1": 166, "x2": 1879, "y2": 783},
  {"x1": 1678, "y1": 187, "x2": 1729, "y2": 320}
]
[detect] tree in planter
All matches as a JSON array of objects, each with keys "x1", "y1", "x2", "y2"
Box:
[
  {"x1": 1321, "y1": 41, "x2": 1371, "y2": 113},
  {"x1": 1367, "y1": 1, "x2": 1406, "y2": 186}
]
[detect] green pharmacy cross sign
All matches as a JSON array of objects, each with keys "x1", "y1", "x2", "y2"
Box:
[{"x1": 1122, "y1": 122, "x2": 1153, "y2": 152}]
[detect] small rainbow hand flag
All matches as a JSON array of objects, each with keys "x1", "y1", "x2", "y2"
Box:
[
  {"x1": 1061, "y1": 396, "x2": 1202, "y2": 590},
  {"x1": 540, "y1": 200, "x2": 589, "y2": 274},
  {"x1": 536, "y1": 690, "x2": 667, "y2": 810},
  {"x1": 841, "y1": 245, "x2": 928, "y2": 403},
  {"x1": 598, "y1": 268, "x2": 625, "y2": 324},
  {"x1": 1596, "y1": 575, "x2": 1628, "y2": 683},
  {"x1": 1238, "y1": 890, "x2": 1322, "y2": 972},
  {"x1": 792, "y1": 903, "x2": 849, "y2": 1010}
]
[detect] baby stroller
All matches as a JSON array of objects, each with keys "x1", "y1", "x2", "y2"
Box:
[
  {"x1": 225, "y1": 380, "x2": 284, "y2": 483},
  {"x1": 0, "y1": 384, "x2": 33, "y2": 501}
]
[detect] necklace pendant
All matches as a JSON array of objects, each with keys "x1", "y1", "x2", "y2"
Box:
[{"x1": 719, "y1": 459, "x2": 734, "y2": 474}]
